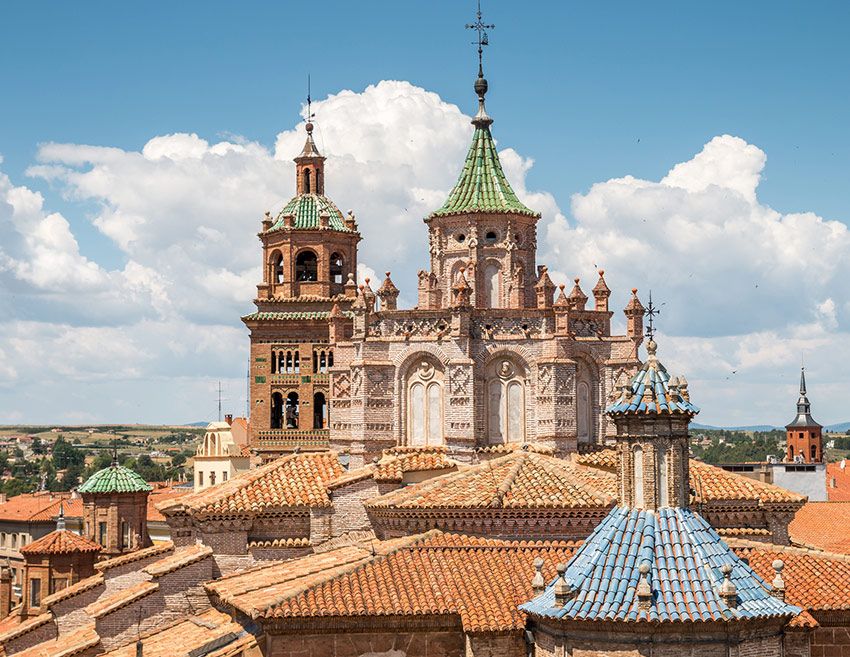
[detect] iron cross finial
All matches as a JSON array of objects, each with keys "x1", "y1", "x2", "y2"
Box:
[
  {"x1": 466, "y1": 0, "x2": 494, "y2": 79},
  {"x1": 305, "y1": 75, "x2": 315, "y2": 127},
  {"x1": 644, "y1": 290, "x2": 660, "y2": 341}
]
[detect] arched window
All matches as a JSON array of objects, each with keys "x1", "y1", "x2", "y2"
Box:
[
  {"x1": 294, "y1": 351, "x2": 300, "y2": 374},
  {"x1": 277, "y1": 351, "x2": 285, "y2": 374},
  {"x1": 407, "y1": 360, "x2": 444, "y2": 446},
  {"x1": 295, "y1": 251, "x2": 318, "y2": 282},
  {"x1": 210, "y1": 472, "x2": 216, "y2": 486},
  {"x1": 483, "y1": 263, "x2": 500, "y2": 308},
  {"x1": 328, "y1": 351, "x2": 334, "y2": 368},
  {"x1": 657, "y1": 446, "x2": 669, "y2": 507},
  {"x1": 314, "y1": 392, "x2": 327, "y2": 429},
  {"x1": 272, "y1": 252, "x2": 284, "y2": 285},
  {"x1": 633, "y1": 446, "x2": 644, "y2": 508},
  {"x1": 285, "y1": 351, "x2": 293, "y2": 373},
  {"x1": 316, "y1": 169, "x2": 322, "y2": 193},
  {"x1": 811, "y1": 444, "x2": 818, "y2": 461},
  {"x1": 303, "y1": 168, "x2": 311, "y2": 194},
  {"x1": 486, "y1": 358, "x2": 526, "y2": 444},
  {"x1": 577, "y1": 381, "x2": 591, "y2": 443},
  {"x1": 285, "y1": 392, "x2": 300, "y2": 429},
  {"x1": 312, "y1": 350, "x2": 318, "y2": 374},
  {"x1": 271, "y1": 392, "x2": 284, "y2": 429},
  {"x1": 319, "y1": 351, "x2": 327, "y2": 373},
  {"x1": 330, "y1": 253, "x2": 344, "y2": 285},
  {"x1": 271, "y1": 350, "x2": 277, "y2": 374},
  {"x1": 484, "y1": 230, "x2": 498, "y2": 244}
]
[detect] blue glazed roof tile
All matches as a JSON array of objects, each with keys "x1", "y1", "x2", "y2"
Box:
[{"x1": 520, "y1": 506, "x2": 800, "y2": 624}]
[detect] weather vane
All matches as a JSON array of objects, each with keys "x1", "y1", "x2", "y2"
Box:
[
  {"x1": 466, "y1": 0, "x2": 494, "y2": 78},
  {"x1": 305, "y1": 74, "x2": 315, "y2": 124},
  {"x1": 644, "y1": 290, "x2": 660, "y2": 341}
]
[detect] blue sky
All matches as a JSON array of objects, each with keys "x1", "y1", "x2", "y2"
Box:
[{"x1": 1, "y1": 1, "x2": 849, "y2": 425}]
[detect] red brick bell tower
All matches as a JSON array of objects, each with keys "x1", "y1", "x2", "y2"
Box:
[{"x1": 785, "y1": 367, "x2": 823, "y2": 463}]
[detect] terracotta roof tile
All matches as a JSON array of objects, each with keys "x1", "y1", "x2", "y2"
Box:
[
  {"x1": 143, "y1": 543, "x2": 212, "y2": 577},
  {"x1": 20, "y1": 530, "x2": 101, "y2": 556},
  {"x1": 216, "y1": 531, "x2": 576, "y2": 631},
  {"x1": 577, "y1": 449, "x2": 805, "y2": 506},
  {"x1": 327, "y1": 447, "x2": 459, "y2": 490},
  {"x1": 789, "y1": 501, "x2": 850, "y2": 553},
  {"x1": 147, "y1": 486, "x2": 190, "y2": 523},
  {"x1": 733, "y1": 543, "x2": 850, "y2": 611},
  {"x1": 0, "y1": 493, "x2": 82, "y2": 523},
  {"x1": 827, "y1": 462, "x2": 850, "y2": 501},
  {"x1": 85, "y1": 581, "x2": 158, "y2": 619},
  {"x1": 95, "y1": 542, "x2": 174, "y2": 572},
  {"x1": 689, "y1": 459, "x2": 805, "y2": 505},
  {"x1": 12, "y1": 624, "x2": 99, "y2": 657},
  {"x1": 157, "y1": 451, "x2": 344, "y2": 517},
  {"x1": 367, "y1": 451, "x2": 614, "y2": 510},
  {"x1": 41, "y1": 573, "x2": 104, "y2": 609}
]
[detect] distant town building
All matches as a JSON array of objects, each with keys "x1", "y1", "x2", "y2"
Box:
[
  {"x1": 193, "y1": 416, "x2": 251, "y2": 491},
  {"x1": 717, "y1": 366, "x2": 827, "y2": 500},
  {"x1": 77, "y1": 455, "x2": 153, "y2": 557}
]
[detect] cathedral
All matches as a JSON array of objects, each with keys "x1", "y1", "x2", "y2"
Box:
[
  {"x1": 3, "y1": 12, "x2": 850, "y2": 657},
  {"x1": 243, "y1": 60, "x2": 646, "y2": 467}
]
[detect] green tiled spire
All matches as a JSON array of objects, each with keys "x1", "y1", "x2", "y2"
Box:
[
  {"x1": 431, "y1": 79, "x2": 538, "y2": 219},
  {"x1": 78, "y1": 464, "x2": 152, "y2": 494}
]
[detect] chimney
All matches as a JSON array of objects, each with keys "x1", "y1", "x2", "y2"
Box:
[
  {"x1": 0, "y1": 566, "x2": 11, "y2": 618},
  {"x1": 770, "y1": 560, "x2": 786, "y2": 602},
  {"x1": 224, "y1": 414, "x2": 233, "y2": 426}
]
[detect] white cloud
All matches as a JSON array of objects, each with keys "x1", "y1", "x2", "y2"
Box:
[{"x1": 0, "y1": 84, "x2": 847, "y2": 425}]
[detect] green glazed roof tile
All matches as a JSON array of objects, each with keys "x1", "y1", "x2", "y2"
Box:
[
  {"x1": 78, "y1": 464, "x2": 152, "y2": 494},
  {"x1": 267, "y1": 194, "x2": 353, "y2": 233},
  {"x1": 431, "y1": 125, "x2": 538, "y2": 218},
  {"x1": 241, "y1": 311, "x2": 354, "y2": 321}
]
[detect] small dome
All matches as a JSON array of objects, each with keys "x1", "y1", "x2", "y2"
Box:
[
  {"x1": 266, "y1": 194, "x2": 353, "y2": 233},
  {"x1": 78, "y1": 463, "x2": 152, "y2": 494}
]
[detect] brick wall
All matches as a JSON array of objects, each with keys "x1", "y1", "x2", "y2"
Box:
[
  {"x1": 268, "y1": 631, "x2": 465, "y2": 657},
  {"x1": 811, "y1": 626, "x2": 850, "y2": 657},
  {"x1": 51, "y1": 584, "x2": 103, "y2": 635},
  {"x1": 3, "y1": 618, "x2": 57, "y2": 656},
  {"x1": 465, "y1": 632, "x2": 524, "y2": 657}
]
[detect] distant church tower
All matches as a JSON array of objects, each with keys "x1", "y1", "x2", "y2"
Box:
[{"x1": 785, "y1": 367, "x2": 822, "y2": 463}]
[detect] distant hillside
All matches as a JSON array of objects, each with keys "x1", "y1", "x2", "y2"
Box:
[
  {"x1": 691, "y1": 423, "x2": 780, "y2": 432},
  {"x1": 692, "y1": 422, "x2": 850, "y2": 433}
]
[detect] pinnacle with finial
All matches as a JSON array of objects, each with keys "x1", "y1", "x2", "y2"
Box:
[{"x1": 466, "y1": 0, "x2": 494, "y2": 127}]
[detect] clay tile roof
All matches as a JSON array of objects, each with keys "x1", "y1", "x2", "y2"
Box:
[
  {"x1": 574, "y1": 447, "x2": 618, "y2": 471},
  {"x1": 147, "y1": 486, "x2": 191, "y2": 523},
  {"x1": 99, "y1": 608, "x2": 253, "y2": 657},
  {"x1": 85, "y1": 580, "x2": 158, "y2": 619},
  {"x1": 0, "y1": 493, "x2": 82, "y2": 523},
  {"x1": 732, "y1": 542, "x2": 850, "y2": 612},
  {"x1": 577, "y1": 448, "x2": 805, "y2": 507},
  {"x1": 12, "y1": 624, "x2": 100, "y2": 657},
  {"x1": 212, "y1": 531, "x2": 576, "y2": 631},
  {"x1": 788, "y1": 610, "x2": 819, "y2": 629},
  {"x1": 689, "y1": 459, "x2": 806, "y2": 505},
  {"x1": 789, "y1": 501, "x2": 850, "y2": 553},
  {"x1": 20, "y1": 529, "x2": 101, "y2": 556},
  {"x1": 367, "y1": 451, "x2": 615, "y2": 510},
  {"x1": 827, "y1": 462, "x2": 850, "y2": 501},
  {"x1": 143, "y1": 543, "x2": 212, "y2": 577},
  {"x1": 41, "y1": 572, "x2": 104, "y2": 609},
  {"x1": 158, "y1": 451, "x2": 344, "y2": 518},
  {"x1": 96, "y1": 542, "x2": 175, "y2": 572}
]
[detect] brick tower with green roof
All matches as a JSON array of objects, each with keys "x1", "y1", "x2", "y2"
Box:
[
  {"x1": 243, "y1": 114, "x2": 362, "y2": 459},
  {"x1": 78, "y1": 453, "x2": 153, "y2": 557},
  {"x1": 420, "y1": 62, "x2": 542, "y2": 310}
]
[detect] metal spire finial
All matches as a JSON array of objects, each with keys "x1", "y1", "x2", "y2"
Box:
[
  {"x1": 644, "y1": 290, "x2": 661, "y2": 341},
  {"x1": 305, "y1": 74, "x2": 315, "y2": 134},
  {"x1": 57, "y1": 501, "x2": 65, "y2": 531},
  {"x1": 466, "y1": 0, "x2": 494, "y2": 81},
  {"x1": 111, "y1": 438, "x2": 118, "y2": 467}
]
